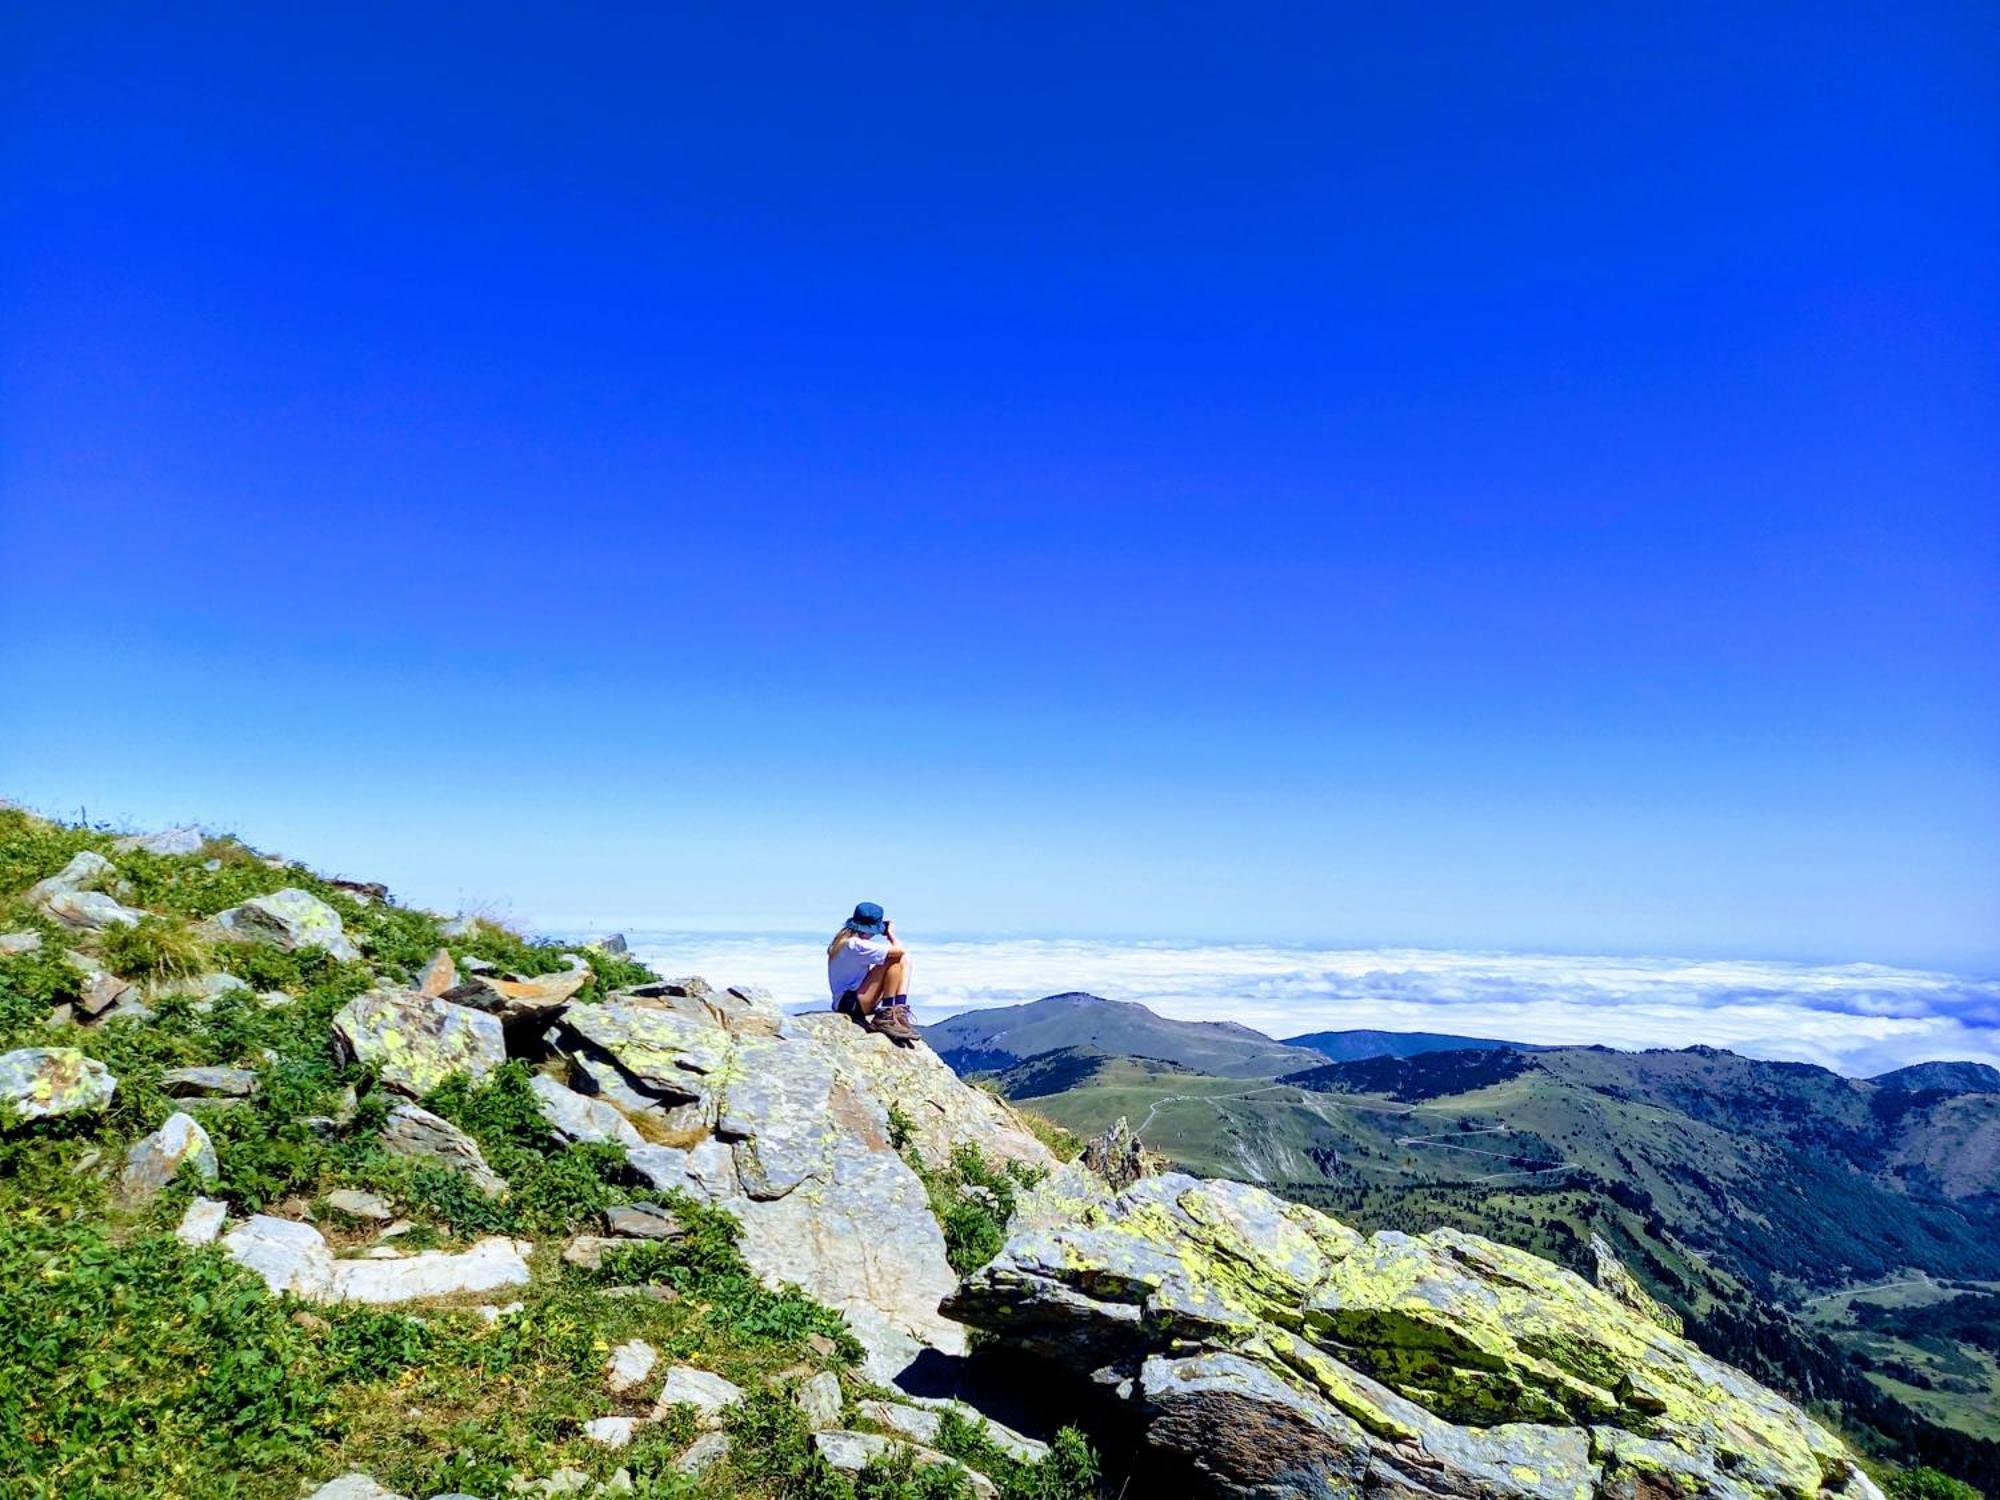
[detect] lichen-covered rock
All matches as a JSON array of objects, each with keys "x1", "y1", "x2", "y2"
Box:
[
  {"x1": 330, "y1": 991, "x2": 506, "y2": 1096},
  {"x1": 529, "y1": 1072, "x2": 644, "y2": 1148},
  {"x1": 946, "y1": 1169, "x2": 1876, "y2": 1500},
  {"x1": 0, "y1": 1046, "x2": 117, "y2": 1119},
  {"x1": 558, "y1": 1002, "x2": 731, "y2": 1098},
  {"x1": 1589, "y1": 1231, "x2": 1684, "y2": 1337},
  {"x1": 380, "y1": 1103, "x2": 508, "y2": 1196},
  {"x1": 442, "y1": 968, "x2": 590, "y2": 1026},
  {"x1": 213, "y1": 887, "x2": 360, "y2": 961},
  {"x1": 120, "y1": 1111, "x2": 218, "y2": 1201}
]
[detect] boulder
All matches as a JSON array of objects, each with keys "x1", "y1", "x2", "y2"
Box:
[
  {"x1": 593, "y1": 933, "x2": 629, "y2": 955},
  {"x1": 330, "y1": 991, "x2": 506, "y2": 1096},
  {"x1": 812, "y1": 1431, "x2": 998, "y2": 1499},
  {"x1": 603, "y1": 1202, "x2": 684, "y2": 1240},
  {"x1": 0, "y1": 1046, "x2": 116, "y2": 1119},
  {"x1": 325, "y1": 1188, "x2": 393, "y2": 1221},
  {"x1": 946, "y1": 1169, "x2": 1881, "y2": 1500},
  {"x1": 175, "y1": 1197, "x2": 229, "y2": 1246},
  {"x1": 529, "y1": 1072, "x2": 645, "y2": 1148},
  {"x1": 651, "y1": 1366, "x2": 745, "y2": 1427},
  {"x1": 441, "y1": 968, "x2": 589, "y2": 1026},
  {"x1": 113, "y1": 827, "x2": 205, "y2": 855},
  {"x1": 161, "y1": 1065, "x2": 259, "y2": 1098},
  {"x1": 120, "y1": 1112, "x2": 218, "y2": 1201},
  {"x1": 0, "y1": 930, "x2": 43, "y2": 955},
  {"x1": 606, "y1": 1338, "x2": 657, "y2": 1394},
  {"x1": 213, "y1": 888, "x2": 360, "y2": 961},
  {"x1": 26, "y1": 850, "x2": 115, "y2": 903},
  {"x1": 557, "y1": 1002, "x2": 730, "y2": 1098},
  {"x1": 221, "y1": 1214, "x2": 530, "y2": 1304},
  {"x1": 673, "y1": 1430, "x2": 731, "y2": 1475},
  {"x1": 1589, "y1": 1231, "x2": 1685, "y2": 1337},
  {"x1": 380, "y1": 1103, "x2": 508, "y2": 1196},
  {"x1": 796, "y1": 1370, "x2": 843, "y2": 1430},
  {"x1": 42, "y1": 889, "x2": 144, "y2": 931},
  {"x1": 583, "y1": 1417, "x2": 641, "y2": 1449},
  {"x1": 416, "y1": 947, "x2": 457, "y2": 997}
]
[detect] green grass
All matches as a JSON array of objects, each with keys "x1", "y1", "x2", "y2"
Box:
[{"x1": 0, "y1": 805, "x2": 1103, "y2": 1498}]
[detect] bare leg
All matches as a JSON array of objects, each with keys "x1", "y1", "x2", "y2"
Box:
[{"x1": 856, "y1": 955, "x2": 908, "y2": 1016}]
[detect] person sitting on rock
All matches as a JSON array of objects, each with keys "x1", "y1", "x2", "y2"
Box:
[{"x1": 827, "y1": 901, "x2": 918, "y2": 1043}]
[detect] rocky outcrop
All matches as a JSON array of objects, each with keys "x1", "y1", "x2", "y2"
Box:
[
  {"x1": 212, "y1": 888, "x2": 360, "y2": 961},
  {"x1": 0, "y1": 1046, "x2": 117, "y2": 1119},
  {"x1": 546, "y1": 1000, "x2": 1054, "y2": 1383},
  {"x1": 28, "y1": 850, "x2": 146, "y2": 930},
  {"x1": 330, "y1": 990, "x2": 507, "y2": 1096},
  {"x1": 946, "y1": 1166, "x2": 1884, "y2": 1500}
]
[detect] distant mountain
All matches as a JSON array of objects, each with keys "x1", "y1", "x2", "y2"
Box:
[
  {"x1": 985, "y1": 1044, "x2": 1198, "y2": 1100},
  {"x1": 922, "y1": 992, "x2": 1326, "y2": 1078},
  {"x1": 1283, "y1": 1027, "x2": 1546, "y2": 1063},
  {"x1": 1871, "y1": 1060, "x2": 2000, "y2": 1096}
]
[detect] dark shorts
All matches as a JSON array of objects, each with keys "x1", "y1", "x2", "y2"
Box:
[{"x1": 834, "y1": 988, "x2": 861, "y2": 1016}]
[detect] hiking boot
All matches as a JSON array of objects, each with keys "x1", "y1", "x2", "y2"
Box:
[{"x1": 868, "y1": 1004, "x2": 919, "y2": 1045}]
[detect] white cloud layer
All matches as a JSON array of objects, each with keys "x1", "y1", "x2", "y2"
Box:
[{"x1": 610, "y1": 933, "x2": 2000, "y2": 1079}]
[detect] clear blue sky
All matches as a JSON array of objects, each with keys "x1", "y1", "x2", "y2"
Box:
[{"x1": 3, "y1": 5, "x2": 1995, "y2": 970}]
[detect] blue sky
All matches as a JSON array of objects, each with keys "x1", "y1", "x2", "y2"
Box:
[{"x1": 3, "y1": 5, "x2": 1996, "y2": 971}]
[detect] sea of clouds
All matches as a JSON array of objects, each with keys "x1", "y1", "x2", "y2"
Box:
[{"x1": 610, "y1": 933, "x2": 2000, "y2": 1079}]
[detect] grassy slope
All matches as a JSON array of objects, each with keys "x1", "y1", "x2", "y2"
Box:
[{"x1": 0, "y1": 808, "x2": 1095, "y2": 1500}]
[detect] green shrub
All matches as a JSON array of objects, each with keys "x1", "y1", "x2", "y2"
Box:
[
  {"x1": 933, "y1": 1410, "x2": 1100, "y2": 1500},
  {"x1": 903, "y1": 1140, "x2": 1044, "y2": 1275},
  {"x1": 96, "y1": 915, "x2": 215, "y2": 984},
  {"x1": 0, "y1": 808, "x2": 114, "y2": 899},
  {"x1": 1889, "y1": 1469, "x2": 1984, "y2": 1500}
]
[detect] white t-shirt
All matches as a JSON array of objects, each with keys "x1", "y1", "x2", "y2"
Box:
[{"x1": 828, "y1": 933, "x2": 891, "y2": 1003}]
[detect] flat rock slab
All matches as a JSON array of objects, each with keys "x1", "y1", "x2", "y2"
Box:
[
  {"x1": 607, "y1": 1338, "x2": 657, "y2": 1394},
  {"x1": 0, "y1": 1047, "x2": 116, "y2": 1119},
  {"x1": 331, "y1": 991, "x2": 506, "y2": 1097},
  {"x1": 161, "y1": 1065, "x2": 259, "y2": 1098},
  {"x1": 42, "y1": 889, "x2": 143, "y2": 930},
  {"x1": 651, "y1": 1366, "x2": 745, "y2": 1426},
  {"x1": 222, "y1": 1215, "x2": 530, "y2": 1304}
]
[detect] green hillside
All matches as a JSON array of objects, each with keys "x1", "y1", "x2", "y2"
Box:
[
  {"x1": 923, "y1": 992, "x2": 1325, "y2": 1078},
  {"x1": 993, "y1": 1039, "x2": 2000, "y2": 1493}
]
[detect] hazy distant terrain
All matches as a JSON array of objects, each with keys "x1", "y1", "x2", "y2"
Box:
[{"x1": 944, "y1": 993, "x2": 2000, "y2": 1483}]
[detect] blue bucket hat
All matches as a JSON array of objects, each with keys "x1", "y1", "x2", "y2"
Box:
[{"x1": 846, "y1": 901, "x2": 887, "y2": 936}]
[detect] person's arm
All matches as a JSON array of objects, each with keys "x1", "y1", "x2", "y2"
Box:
[{"x1": 882, "y1": 918, "x2": 906, "y2": 959}]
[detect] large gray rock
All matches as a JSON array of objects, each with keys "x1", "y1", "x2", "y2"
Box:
[
  {"x1": 26, "y1": 850, "x2": 115, "y2": 904},
  {"x1": 43, "y1": 889, "x2": 145, "y2": 931},
  {"x1": 528, "y1": 1072, "x2": 644, "y2": 1148},
  {"x1": 0, "y1": 930, "x2": 43, "y2": 955},
  {"x1": 946, "y1": 1169, "x2": 1883, "y2": 1500},
  {"x1": 380, "y1": 1103, "x2": 508, "y2": 1196},
  {"x1": 213, "y1": 888, "x2": 360, "y2": 961},
  {"x1": 120, "y1": 1111, "x2": 218, "y2": 1201},
  {"x1": 113, "y1": 827, "x2": 205, "y2": 855},
  {"x1": 330, "y1": 991, "x2": 506, "y2": 1096},
  {"x1": 557, "y1": 1002, "x2": 730, "y2": 1098},
  {"x1": 307, "y1": 1477, "x2": 406, "y2": 1500},
  {"x1": 0, "y1": 1046, "x2": 117, "y2": 1119}
]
